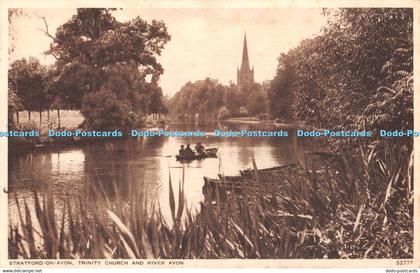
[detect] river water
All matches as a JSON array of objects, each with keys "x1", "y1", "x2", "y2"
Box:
[{"x1": 8, "y1": 121, "x2": 316, "y2": 225}]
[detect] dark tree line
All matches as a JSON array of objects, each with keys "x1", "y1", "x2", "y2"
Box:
[
  {"x1": 169, "y1": 78, "x2": 268, "y2": 120},
  {"x1": 9, "y1": 8, "x2": 169, "y2": 131}
]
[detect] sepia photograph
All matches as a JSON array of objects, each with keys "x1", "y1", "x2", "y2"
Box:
[{"x1": 1, "y1": 0, "x2": 417, "y2": 267}]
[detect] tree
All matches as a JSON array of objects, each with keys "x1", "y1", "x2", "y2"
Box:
[
  {"x1": 8, "y1": 58, "x2": 48, "y2": 123},
  {"x1": 243, "y1": 83, "x2": 267, "y2": 116},
  {"x1": 170, "y1": 78, "x2": 270, "y2": 120},
  {"x1": 42, "y1": 8, "x2": 170, "y2": 129},
  {"x1": 148, "y1": 75, "x2": 168, "y2": 115},
  {"x1": 169, "y1": 78, "x2": 226, "y2": 120},
  {"x1": 267, "y1": 53, "x2": 295, "y2": 120},
  {"x1": 223, "y1": 84, "x2": 242, "y2": 116},
  {"x1": 81, "y1": 64, "x2": 150, "y2": 131},
  {"x1": 269, "y1": 8, "x2": 413, "y2": 133},
  {"x1": 8, "y1": 90, "x2": 22, "y2": 127},
  {"x1": 43, "y1": 64, "x2": 62, "y2": 127}
]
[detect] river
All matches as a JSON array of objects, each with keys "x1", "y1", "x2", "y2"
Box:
[{"x1": 8, "y1": 121, "x2": 317, "y2": 225}]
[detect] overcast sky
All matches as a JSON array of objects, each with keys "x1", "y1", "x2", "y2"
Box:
[{"x1": 10, "y1": 8, "x2": 327, "y2": 96}]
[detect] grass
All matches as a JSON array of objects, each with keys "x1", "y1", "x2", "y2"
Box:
[
  {"x1": 8, "y1": 140, "x2": 413, "y2": 259},
  {"x1": 16, "y1": 110, "x2": 84, "y2": 130}
]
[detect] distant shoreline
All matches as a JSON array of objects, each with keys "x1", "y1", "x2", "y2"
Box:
[{"x1": 223, "y1": 117, "x2": 305, "y2": 129}]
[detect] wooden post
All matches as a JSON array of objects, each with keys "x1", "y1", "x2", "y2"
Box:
[{"x1": 57, "y1": 109, "x2": 61, "y2": 129}]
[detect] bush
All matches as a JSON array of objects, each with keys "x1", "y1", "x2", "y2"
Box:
[
  {"x1": 80, "y1": 64, "x2": 153, "y2": 132},
  {"x1": 81, "y1": 89, "x2": 144, "y2": 132}
]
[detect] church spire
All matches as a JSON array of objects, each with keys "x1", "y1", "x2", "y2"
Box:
[
  {"x1": 241, "y1": 33, "x2": 250, "y2": 71},
  {"x1": 237, "y1": 32, "x2": 254, "y2": 89}
]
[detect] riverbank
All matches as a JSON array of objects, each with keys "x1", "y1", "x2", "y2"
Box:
[
  {"x1": 9, "y1": 117, "x2": 168, "y2": 155},
  {"x1": 224, "y1": 116, "x2": 308, "y2": 129}
]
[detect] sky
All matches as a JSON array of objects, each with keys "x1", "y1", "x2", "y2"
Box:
[{"x1": 10, "y1": 8, "x2": 327, "y2": 96}]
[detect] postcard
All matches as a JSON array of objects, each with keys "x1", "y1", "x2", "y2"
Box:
[{"x1": 0, "y1": 0, "x2": 418, "y2": 269}]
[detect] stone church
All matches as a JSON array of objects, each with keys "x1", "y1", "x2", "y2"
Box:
[{"x1": 237, "y1": 34, "x2": 254, "y2": 89}]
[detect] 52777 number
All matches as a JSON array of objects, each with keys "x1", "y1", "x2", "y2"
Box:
[{"x1": 396, "y1": 260, "x2": 413, "y2": 266}]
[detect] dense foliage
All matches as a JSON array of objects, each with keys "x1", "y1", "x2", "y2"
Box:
[
  {"x1": 169, "y1": 78, "x2": 267, "y2": 120},
  {"x1": 8, "y1": 58, "x2": 48, "y2": 123},
  {"x1": 267, "y1": 53, "x2": 295, "y2": 120},
  {"x1": 265, "y1": 8, "x2": 414, "y2": 259},
  {"x1": 268, "y1": 8, "x2": 413, "y2": 133},
  {"x1": 81, "y1": 64, "x2": 166, "y2": 130},
  {"x1": 9, "y1": 8, "x2": 170, "y2": 131},
  {"x1": 170, "y1": 78, "x2": 225, "y2": 120}
]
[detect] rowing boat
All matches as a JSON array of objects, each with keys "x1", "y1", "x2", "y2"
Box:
[
  {"x1": 176, "y1": 147, "x2": 218, "y2": 161},
  {"x1": 239, "y1": 163, "x2": 297, "y2": 177},
  {"x1": 203, "y1": 176, "x2": 243, "y2": 196},
  {"x1": 217, "y1": 174, "x2": 242, "y2": 182}
]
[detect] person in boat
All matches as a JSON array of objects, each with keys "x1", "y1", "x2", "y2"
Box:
[
  {"x1": 185, "y1": 144, "x2": 194, "y2": 156},
  {"x1": 195, "y1": 142, "x2": 205, "y2": 155},
  {"x1": 179, "y1": 145, "x2": 186, "y2": 157}
]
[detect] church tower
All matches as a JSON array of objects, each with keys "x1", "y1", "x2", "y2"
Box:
[{"x1": 237, "y1": 33, "x2": 254, "y2": 89}]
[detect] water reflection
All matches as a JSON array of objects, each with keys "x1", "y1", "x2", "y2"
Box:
[{"x1": 8, "y1": 122, "x2": 315, "y2": 223}]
